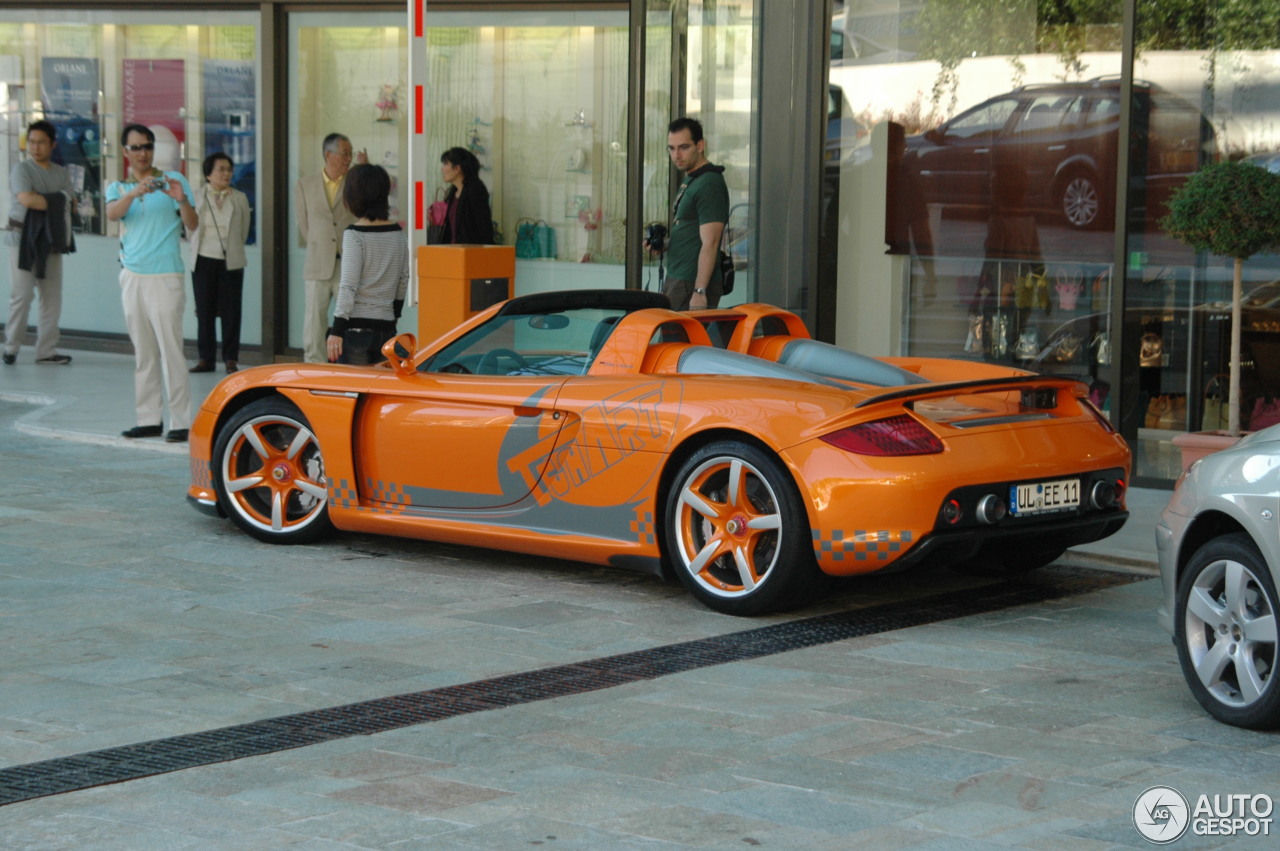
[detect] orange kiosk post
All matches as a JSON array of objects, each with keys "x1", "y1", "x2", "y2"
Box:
[{"x1": 417, "y1": 244, "x2": 515, "y2": 344}]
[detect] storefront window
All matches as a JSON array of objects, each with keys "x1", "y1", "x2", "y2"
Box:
[
  {"x1": 0, "y1": 11, "x2": 260, "y2": 345},
  {"x1": 825, "y1": 1, "x2": 1123, "y2": 362},
  {"x1": 1126, "y1": 2, "x2": 1280, "y2": 481},
  {"x1": 421, "y1": 11, "x2": 629, "y2": 293},
  {"x1": 288, "y1": 14, "x2": 407, "y2": 353}
]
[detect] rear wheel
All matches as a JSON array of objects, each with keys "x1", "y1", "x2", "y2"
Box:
[
  {"x1": 1174, "y1": 533, "x2": 1280, "y2": 729},
  {"x1": 212, "y1": 397, "x2": 333, "y2": 544},
  {"x1": 665, "y1": 441, "x2": 820, "y2": 615},
  {"x1": 1060, "y1": 171, "x2": 1104, "y2": 229}
]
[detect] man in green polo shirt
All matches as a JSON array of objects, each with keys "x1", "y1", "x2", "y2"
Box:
[{"x1": 662, "y1": 117, "x2": 729, "y2": 310}]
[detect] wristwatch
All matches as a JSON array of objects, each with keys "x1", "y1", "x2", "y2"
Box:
[{"x1": 693, "y1": 287, "x2": 707, "y2": 295}]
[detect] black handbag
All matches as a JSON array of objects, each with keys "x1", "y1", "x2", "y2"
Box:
[{"x1": 718, "y1": 249, "x2": 735, "y2": 295}]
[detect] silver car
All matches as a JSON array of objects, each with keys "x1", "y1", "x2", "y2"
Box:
[{"x1": 1156, "y1": 428, "x2": 1280, "y2": 728}]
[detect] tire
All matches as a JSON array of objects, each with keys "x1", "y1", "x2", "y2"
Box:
[
  {"x1": 212, "y1": 396, "x2": 333, "y2": 544},
  {"x1": 665, "y1": 440, "x2": 820, "y2": 615},
  {"x1": 950, "y1": 542, "x2": 1065, "y2": 577},
  {"x1": 1174, "y1": 534, "x2": 1280, "y2": 729},
  {"x1": 1060, "y1": 171, "x2": 1103, "y2": 229}
]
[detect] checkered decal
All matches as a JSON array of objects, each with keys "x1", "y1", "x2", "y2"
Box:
[
  {"x1": 190, "y1": 456, "x2": 213, "y2": 491},
  {"x1": 813, "y1": 528, "x2": 913, "y2": 561},
  {"x1": 630, "y1": 508, "x2": 656, "y2": 546},
  {"x1": 329, "y1": 478, "x2": 359, "y2": 510}
]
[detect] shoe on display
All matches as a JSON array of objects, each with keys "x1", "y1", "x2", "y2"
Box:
[
  {"x1": 165, "y1": 429, "x2": 189, "y2": 443},
  {"x1": 36, "y1": 354, "x2": 72, "y2": 365},
  {"x1": 122, "y1": 425, "x2": 163, "y2": 438}
]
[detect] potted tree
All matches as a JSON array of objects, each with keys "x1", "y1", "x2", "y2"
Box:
[{"x1": 1161, "y1": 159, "x2": 1280, "y2": 469}]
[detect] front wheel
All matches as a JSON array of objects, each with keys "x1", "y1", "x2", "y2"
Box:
[
  {"x1": 212, "y1": 396, "x2": 333, "y2": 544},
  {"x1": 665, "y1": 441, "x2": 820, "y2": 615},
  {"x1": 1174, "y1": 533, "x2": 1280, "y2": 729}
]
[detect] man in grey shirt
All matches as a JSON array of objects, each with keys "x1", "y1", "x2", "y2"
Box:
[{"x1": 4, "y1": 119, "x2": 74, "y2": 365}]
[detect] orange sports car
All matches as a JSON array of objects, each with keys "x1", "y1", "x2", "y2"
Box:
[{"x1": 187, "y1": 289, "x2": 1130, "y2": 615}]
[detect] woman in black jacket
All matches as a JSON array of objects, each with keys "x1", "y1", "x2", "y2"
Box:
[{"x1": 439, "y1": 147, "x2": 493, "y2": 245}]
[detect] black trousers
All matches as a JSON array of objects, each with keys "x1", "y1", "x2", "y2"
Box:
[
  {"x1": 341, "y1": 318, "x2": 397, "y2": 365},
  {"x1": 192, "y1": 254, "x2": 244, "y2": 362}
]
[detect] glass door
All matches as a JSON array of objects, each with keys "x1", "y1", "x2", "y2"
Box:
[{"x1": 287, "y1": 13, "x2": 408, "y2": 355}]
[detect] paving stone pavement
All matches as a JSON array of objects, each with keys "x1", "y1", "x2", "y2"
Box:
[{"x1": 2, "y1": 351, "x2": 1279, "y2": 849}]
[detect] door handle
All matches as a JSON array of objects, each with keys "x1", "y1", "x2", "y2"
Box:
[
  {"x1": 974, "y1": 148, "x2": 990, "y2": 154},
  {"x1": 1048, "y1": 144, "x2": 1066, "y2": 151}
]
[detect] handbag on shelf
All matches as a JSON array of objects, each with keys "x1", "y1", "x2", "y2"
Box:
[
  {"x1": 963, "y1": 312, "x2": 985, "y2": 353},
  {"x1": 1055, "y1": 268, "x2": 1084, "y2": 310},
  {"x1": 1249, "y1": 396, "x2": 1280, "y2": 431},
  {"x1": 1013, "y1": 272, "x2": 1050, "y2": 311},
  {"x1": 1050, "y1": 331, "x2": 1083, "y2": 362},
  {"x1": 1139, "y1": 332, "x2": 1164, "y2": 367},
  {"x1": 990, "y1": 311, "x2": 1010, "y2": 359},
  {"x1": 1145, "y1": 394, "x2": 1187, "y2": 430},
  {"x1": 1202, "y1": 374, "x2": 1229, "y2": 432},
  {"x1": 1013, "y1": 325, "x2": 1044, "y2": 361},
  {"x1": 1090, "y1": 330, "x2": 1111, "y2": 366},
  {"x1": 514, "y1": 218, "x2": 557, "y2": 259},
  {"x1": 1091, "y1": 270, "x2": 1110, "y2": 311}
]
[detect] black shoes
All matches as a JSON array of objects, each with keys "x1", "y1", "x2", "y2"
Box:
[
  {"x1": 37, "y1": 354, "x2": 72, "y2": 365},
  {"x1": 121, "y1": 425, "x2": 186, "y2": 442},
  {"x1": 225, "y1": 360, "x2": 238, "y2": 373},
  {"x1": 189, "y1": 360, "x2": 215, "y2": 373},
  {"x1": 1, "y1": 352, "x2": 13, "y2": 365}
]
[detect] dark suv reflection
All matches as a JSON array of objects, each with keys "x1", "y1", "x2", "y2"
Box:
[{"x1": 905, "y1": 77, "x2": 1213, "y2": 229}]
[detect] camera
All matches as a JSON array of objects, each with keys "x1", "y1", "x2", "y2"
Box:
[
  {"x1": 644, "y1": 222, "x2": 667, "y2": 253},
  {"x1": 148, "y1": 176, "x2": 168, "y2": 191}
]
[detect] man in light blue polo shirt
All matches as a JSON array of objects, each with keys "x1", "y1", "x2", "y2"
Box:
[{"x1": 105, "y1": 123, "x2": 199, "y2": 442}]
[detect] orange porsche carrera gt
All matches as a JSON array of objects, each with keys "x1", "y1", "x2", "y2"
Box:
[{"x1": 187, "y1": 289, "x2": 1130, "y2": 615}]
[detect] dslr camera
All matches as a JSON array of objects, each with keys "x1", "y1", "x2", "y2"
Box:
[{"x1": 644, "y1": 222, "x2": 667, "y2": 253}]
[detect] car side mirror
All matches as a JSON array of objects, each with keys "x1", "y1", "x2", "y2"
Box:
[
  {"x1": 382, "y1": 332, "x2": 417, "y2": 376},
  {"x1": 924, "y1": 127, "x2": 942, "y2": 145}
]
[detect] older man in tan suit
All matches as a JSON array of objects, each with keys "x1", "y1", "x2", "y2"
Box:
[{"x1": 295, "y1": 132, "x2": 366, "y2": 362}]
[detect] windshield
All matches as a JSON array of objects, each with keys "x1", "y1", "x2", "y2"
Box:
[{"x1": 421, "y1": 307, "x2": 629, "y2": 376}]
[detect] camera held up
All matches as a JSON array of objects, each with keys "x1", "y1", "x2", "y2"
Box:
[{"x1": 645, "y1": 222, "x2": 667, "y2": 253}]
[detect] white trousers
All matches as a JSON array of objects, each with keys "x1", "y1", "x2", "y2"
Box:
[
  {"x1": 303, "y1": 265, "x2": 342, "y2": 364},
  {"x1": 120, "y1": 269, "x2": 193, "y2": 431},
  {"x1": 4, "y1": 251, "x2": 63, "y2": 359}
]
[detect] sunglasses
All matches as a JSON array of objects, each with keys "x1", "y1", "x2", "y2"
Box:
[{"x1": 123, "y1": 143, "x2": 155, "y2": 152}]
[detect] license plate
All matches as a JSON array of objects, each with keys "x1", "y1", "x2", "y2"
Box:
[{"x1": 1010, "y1": 478, "x2": 1080, "y2": 516}]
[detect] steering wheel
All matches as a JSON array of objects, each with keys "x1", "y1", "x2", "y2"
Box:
[
  {"x1": 438, "y1": 361, "x2": 472, "y2": 374},
  {"x1": 476, "y1": 347, "x2": 529, "y2": 375}
]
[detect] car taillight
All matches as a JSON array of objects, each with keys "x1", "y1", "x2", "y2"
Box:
[{"x1": 821, "y1": 415, "x2": 943, "y2": 456}]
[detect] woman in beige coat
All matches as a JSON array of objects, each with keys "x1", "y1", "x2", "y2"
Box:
[{"x1": 189, "y1": 152, "x2": 251, "y2": 373}]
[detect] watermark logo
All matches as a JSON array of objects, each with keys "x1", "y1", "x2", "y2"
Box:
[
  {"x1": 1133, "y1": 787, "x2": 1274, "y2": 842},
  {"x1": 1133, "y1": 786, "x2": 1190, "y2": 844}
]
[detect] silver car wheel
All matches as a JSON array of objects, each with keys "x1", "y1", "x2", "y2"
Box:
[{"x1": 1183, "y1": 555, "x2": 1277, "y2": 708}]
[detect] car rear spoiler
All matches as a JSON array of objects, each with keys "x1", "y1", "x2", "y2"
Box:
[{"x1": 855, "y1": 374, "x2": 1086, "y2": 410}]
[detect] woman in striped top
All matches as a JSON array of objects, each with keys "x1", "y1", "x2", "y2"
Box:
[{"x1": 325, "y1": 164, "x2": 408, "y2": 365}]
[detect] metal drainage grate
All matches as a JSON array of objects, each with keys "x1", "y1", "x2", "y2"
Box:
[{"x1": 0, "y1": 565, "x2": 1146, "y2": 806}]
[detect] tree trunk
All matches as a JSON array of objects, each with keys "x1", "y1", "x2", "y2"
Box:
[{"x1": 1230, "y1": 256, "x2": 1243, "y2": 436}]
